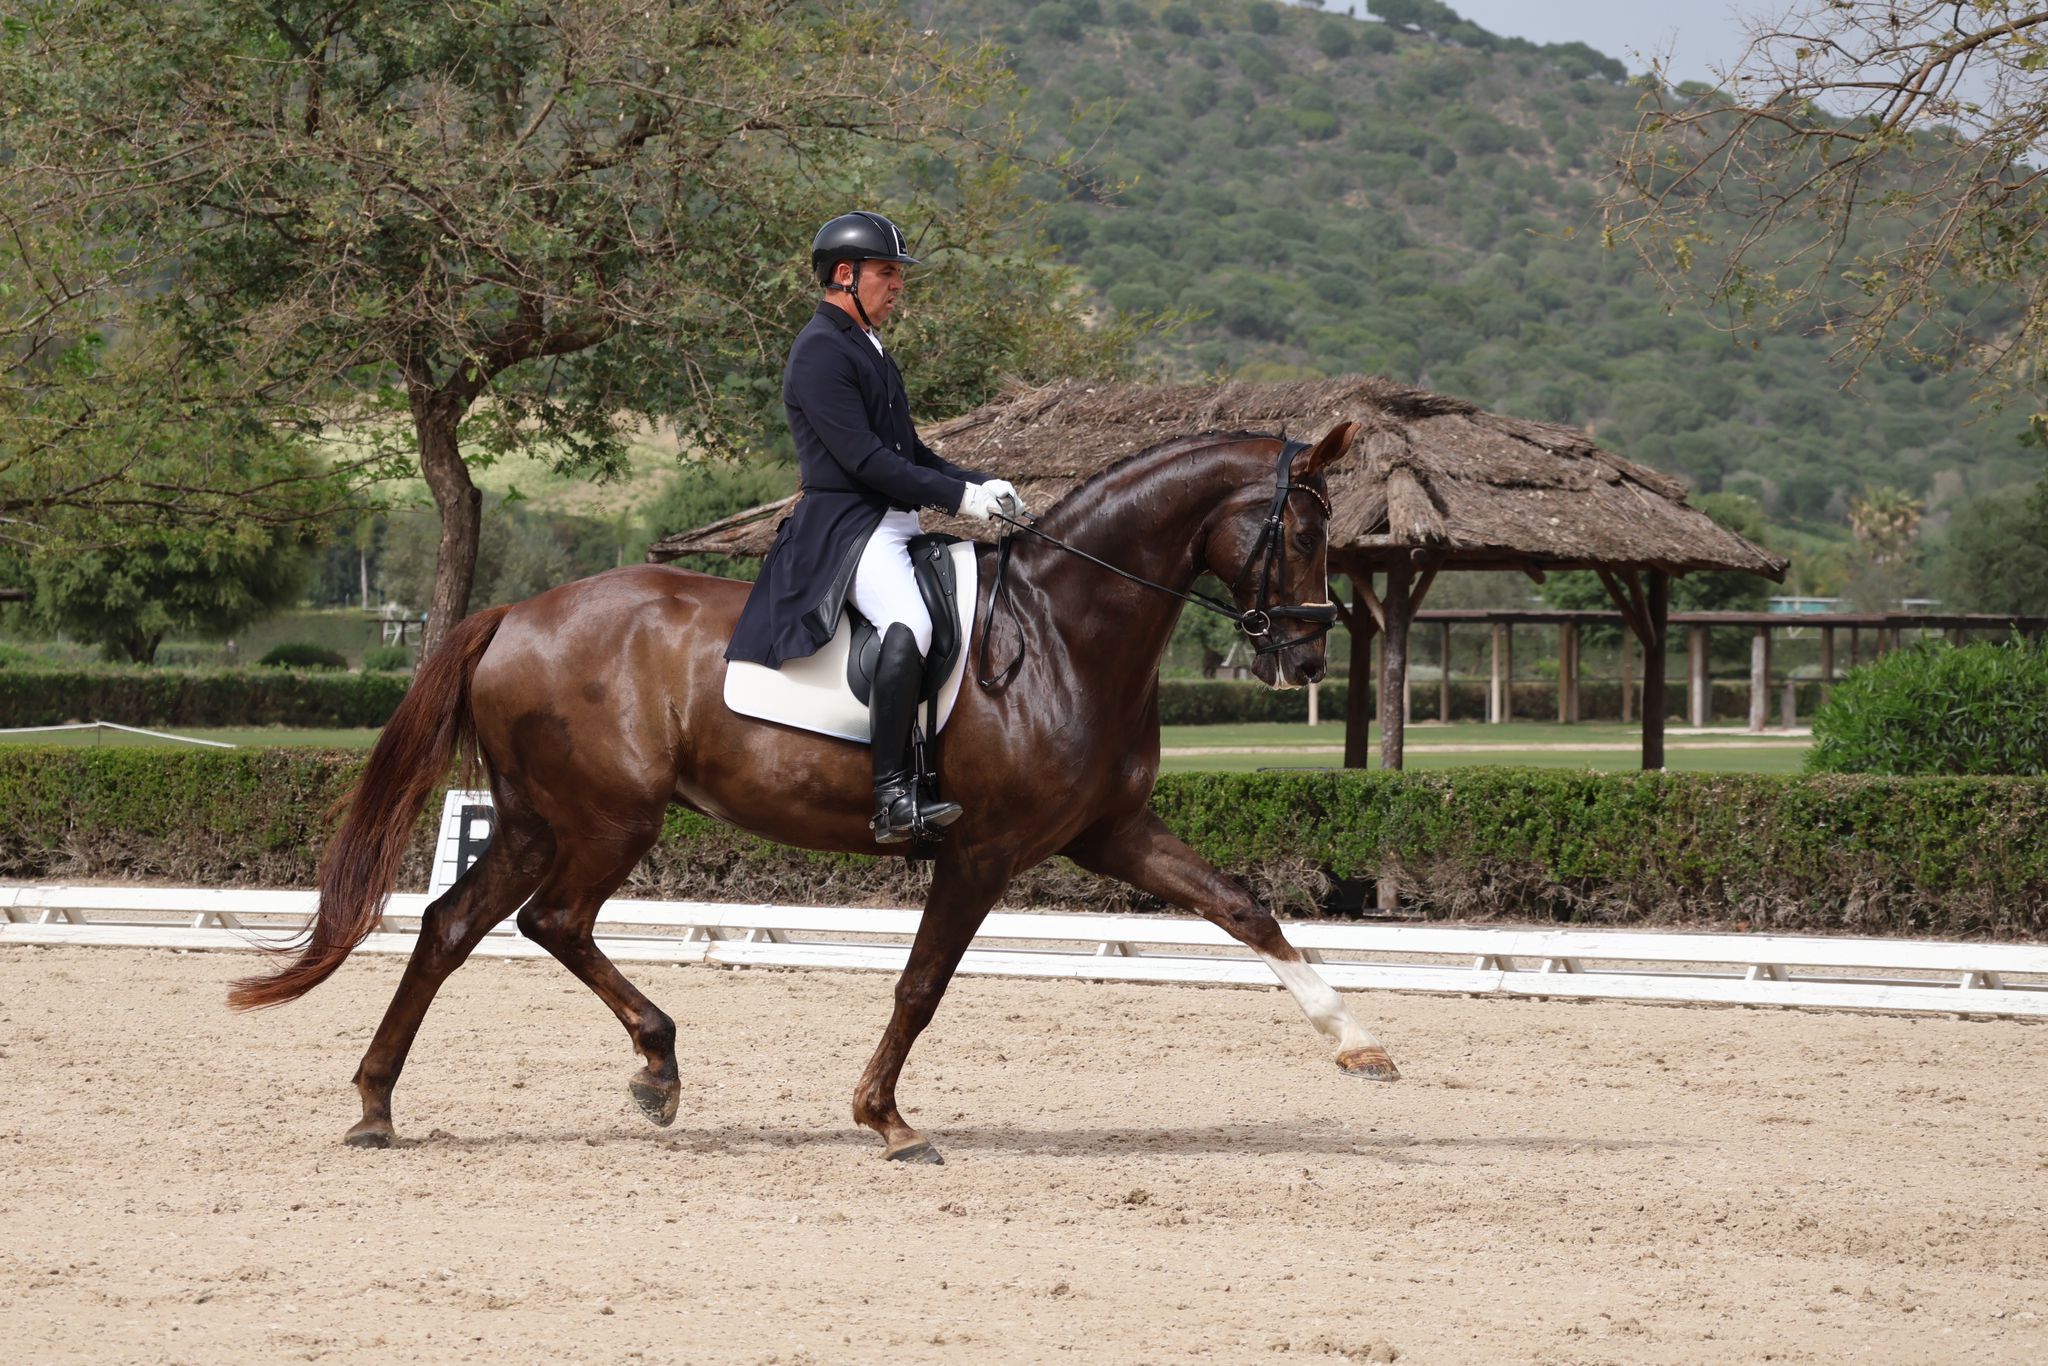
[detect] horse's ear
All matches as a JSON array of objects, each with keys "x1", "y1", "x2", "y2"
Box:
[{"x1": 1291, "y1": 421, "x2": 1359, "y2": 478}]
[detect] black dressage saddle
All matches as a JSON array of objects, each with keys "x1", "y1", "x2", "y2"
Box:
[{"x1": 844, "y1": 532, "x2": 964, "y2": 707}]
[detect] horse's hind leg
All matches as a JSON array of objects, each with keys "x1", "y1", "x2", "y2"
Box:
[
  {"x1": 345, "y1": 804, "x2": 556, "y2": 1148},
  {"x1": 1063, "y1": 810, "x2": 1398, "y2": 1080},
  {"x1": 513, "y1": 826, "x2": 681, "y2": 1126}
]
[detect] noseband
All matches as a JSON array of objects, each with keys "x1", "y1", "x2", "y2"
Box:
[{"x1": 977, "y1": 437, "x2": 1339, "y2": 689}]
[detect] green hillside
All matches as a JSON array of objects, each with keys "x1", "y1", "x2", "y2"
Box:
[{"x1": 921, "y1": 0, "x2": 2037, "y2": 532}]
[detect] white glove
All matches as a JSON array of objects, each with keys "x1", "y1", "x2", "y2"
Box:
[
  {"x1": 957, "y1": 481, "x2": 1003, "y2": 521},
  {"x1": 980, "y1": 479, "x2": 1026, "y2": 517}
]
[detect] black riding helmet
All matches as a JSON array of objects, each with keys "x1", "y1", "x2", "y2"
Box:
[
  {"x1": 811, "y1": 211, "x2": 919, "y2": 286},
  {"x1": 812, "y1": 212, "x2": 919, "y2": 332}
]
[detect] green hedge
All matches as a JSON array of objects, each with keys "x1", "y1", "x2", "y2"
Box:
[
  {"x1": 3, "y1": 748, "x2": 2042, "y2": 938},
  {"x1": 0, "y1": 668, "x2": 407, "y2": 727},
  {"x1": 1809, "y1": 641, "x2": 2048, "y2": 776}
]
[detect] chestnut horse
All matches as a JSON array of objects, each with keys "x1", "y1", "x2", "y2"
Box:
[{"x1": 230, "y1": 420, "x2": 1399, "y2": 1162}]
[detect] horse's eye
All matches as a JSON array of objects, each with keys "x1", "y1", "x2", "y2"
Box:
[{"x1": 1291, "y1": 530, "x2": 1316, "y2": 553}]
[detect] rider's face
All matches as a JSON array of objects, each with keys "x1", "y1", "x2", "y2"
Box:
[{"x1": 840, "y1": 259, "x2": 905, "y2": 326}]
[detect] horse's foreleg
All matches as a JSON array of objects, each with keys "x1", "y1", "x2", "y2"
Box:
[
  {"x1": 1064, "y1": 811, "x2": 1398, "y2": 1080},
  {"x1": 851, "y1": 857, "x2": 1008, "y2": 1164},
  {"x1": 514, "y1": 827, "x2": 682, "y2": 1126},
  {"x1": 346, "y1": 812, "x2": 556, "y2": 1147}
]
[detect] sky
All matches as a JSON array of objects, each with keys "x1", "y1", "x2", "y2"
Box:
[{"x1": 1323, "y1": 2, "x2": 1766, "y2": 87}]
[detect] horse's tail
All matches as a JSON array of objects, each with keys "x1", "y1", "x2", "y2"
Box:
[{"x1": 227, "y1": 605, "x2": 513, "y2": 1012}]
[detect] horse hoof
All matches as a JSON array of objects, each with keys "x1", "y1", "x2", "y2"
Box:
[
  {"x1": 1337, "y1": 1047, "x2": 1401, "y2": 1081},
  {"x1": 343, "y1": 1122, "x2": 395, "y2": 1149},
  {"x1": 629, "y1": 1079, "x2": 681, "y2": 1128},
  {"x1": 883, "y1": 1139, "x2": 944, "y2": 1165}
]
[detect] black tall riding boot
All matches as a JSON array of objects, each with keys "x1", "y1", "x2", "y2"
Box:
[{"x1": 869, "y1": 623, "x2": 963, "y2": 844}]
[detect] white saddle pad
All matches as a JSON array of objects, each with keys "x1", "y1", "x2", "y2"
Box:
[{"x1": 722, "y1": 541, "x2": 979, "y2": 745}]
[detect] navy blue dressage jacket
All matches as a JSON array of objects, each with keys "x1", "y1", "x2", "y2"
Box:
[{"x1": 725, "y1": 303, "x2": 989, "y2": 668}]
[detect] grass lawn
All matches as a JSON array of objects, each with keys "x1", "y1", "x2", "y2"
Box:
[
  {"x1": 1, "y1": 717, "x2": 1811, "y2": 773},
  {"x1": 1157, "y1": 720, "x2": 1811, "y2": 750},
  {"x1": 1155, "y1": 719, "x2": 1812, "y2": 775},
  {"x1": 0, "y1": 725, "x2": 381, "y2": 750},
  {"x1": 1160, "y1": 746, "x2": 1812, "y2": 775}
]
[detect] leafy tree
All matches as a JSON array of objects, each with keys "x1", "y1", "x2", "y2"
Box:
[
  {"x1": 1610, "y1": 2, "x2": 2048, "y2": 423},
  {"x1": 22, "y1": 520, "x2": 313, "y2": 664},
  {"x1": 1247, "y1": 3, "x2": 1280, "y2": 36},
  {"x1": 378, "y1": 494, "x2": 618, "y2": 612},
  {"x1": 1935, "y1": 483, "x2": 2048, "y2": 614},
  {"x1": 1371, "y1": 1, "x2": 1464, "y2": 37},
  {"x1": 1316, "y1": 21, "x2": 1356, "y2": 59},
  {"x1": 1, "y1": 1, "x2": 1149, "y2": 656},
  {"x1": 1847, "y1": 487, "x2": 1925, "y2": 565},
  {"x1": 0, "y1": 253, "x2": 365, "y2": 563},
  {"x1": 637, "y1": 461, "x2": 800, "y2": 582},
  {"x1": 1030, "y1": 3, "x2": 1084, "y2": 42}
]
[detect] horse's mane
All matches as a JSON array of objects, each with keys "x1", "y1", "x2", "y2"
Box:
[{"x1": 1035, "y1": 429, "x2": 1279, "y2": 523}]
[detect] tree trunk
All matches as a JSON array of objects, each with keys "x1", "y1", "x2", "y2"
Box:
[
  {"x1": 1642, "y1": 571, "x2": 1669, "y2": 770},
  {"x1": 122, "y1": 630, "x2": 163, "y2": 666},
  {"x1": 1380, "y1": 563, "x2": 1412, "y2": 770},
  {"x1": 411, "y1": 391, "x2": 482, "y2": 659}
]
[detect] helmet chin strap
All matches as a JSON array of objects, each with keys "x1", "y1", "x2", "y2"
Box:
[{"x1": 830, "y1": 260, "x2": 879, "y2": 332}]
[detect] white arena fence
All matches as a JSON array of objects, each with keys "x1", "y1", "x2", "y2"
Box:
[
  {"x1": 0, "y1": 721, "x2": 236, "y2": 748},
  {"x1": 3, "y1": 793, "x2": 2044, "y2": 1018},
  {"x1": 5, "y1": 884, "x2": 2046, "y2": 1019}
]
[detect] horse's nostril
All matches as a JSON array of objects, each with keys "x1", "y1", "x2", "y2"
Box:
[{"x1": 1301, "y1": 657, "x2": 1327, "y2": 685}]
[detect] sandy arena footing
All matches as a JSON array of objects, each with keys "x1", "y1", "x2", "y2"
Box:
[{"x1": 1, "y1": 945, "x2": 2042, "y2": 1364}]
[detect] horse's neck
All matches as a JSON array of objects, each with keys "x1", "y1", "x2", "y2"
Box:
[{"x1": 1019, "y1": 441, "x2": 1259, "y2": 690}]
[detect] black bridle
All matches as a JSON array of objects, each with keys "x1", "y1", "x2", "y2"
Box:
[{"x1": 977, "y1": 438, "x2": 1341, "y2": 690}]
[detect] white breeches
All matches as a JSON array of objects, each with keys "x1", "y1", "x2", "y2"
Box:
[{"x1": 850, "y1": 509, "x2": 932, "y2": 657}]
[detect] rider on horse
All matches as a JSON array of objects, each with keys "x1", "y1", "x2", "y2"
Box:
[{"x1": 725, "y1": 211, "x2": 1023, "y2": 845}]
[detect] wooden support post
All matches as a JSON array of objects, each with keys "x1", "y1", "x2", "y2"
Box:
[
  {"x1": 1781, "y1": 679, "x2": 1797, "y2": 729},
  {"x1": 1849, "y1": 626, "x2": 1860, "y2": 667},
  {"x1": 1502, "y1": 624, "x2": 1514, "y2": 722},
  {"x1": 1621, "y1": 634, "x2": 1634, "y2": 724},
  {"x1": 1342, "y1": 577, "x2": 1379, "y2": 769},
  {"x1": 1381, "y1": 563, "x2": 1413, "y2": 770},
  {"x1": 1688, "y1": 625, "x2": 1710, "y2": 728},
  {"x1": 1643, "y1": 572, "x2": 1669, "y2": 769},
  {"x1": 1308, "y1": 680, "x2": 1319, "y2": 727},
  {"x1": 1489, "y1": 622, "x2": 1507, "y2": 723},
  {"x1": 1557, "y1": 622, "x2": 1571, "y2": 723},
  {"x1": 1748, "y1": 624, "x2": 1772, "y2": 732},
  {"x1": 1567, "y1": 623, "x2": 1582, "y2": 723},
  {"x1": 1438, "y1": 620, "x2": 1452, "y2": 722},
  {"x1": 1819, "y1": 627, "x2": 1835, "y2": 703},
  {"x1": 1402, "y1": 643, "x2": 1413, "y2": 728}
]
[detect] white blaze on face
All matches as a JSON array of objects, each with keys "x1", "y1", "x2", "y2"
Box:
[{"x1": 1258, "y1": 950, "x2": 1382, "y2": 1054}]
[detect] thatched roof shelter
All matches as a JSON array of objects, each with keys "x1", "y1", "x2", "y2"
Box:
[
  {"x1": 649, "y1": 375, "x2": 1786, "y2": 577},
  {"x1": 649, "y1": 376, "x2": 1790, "y2": 772}
]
